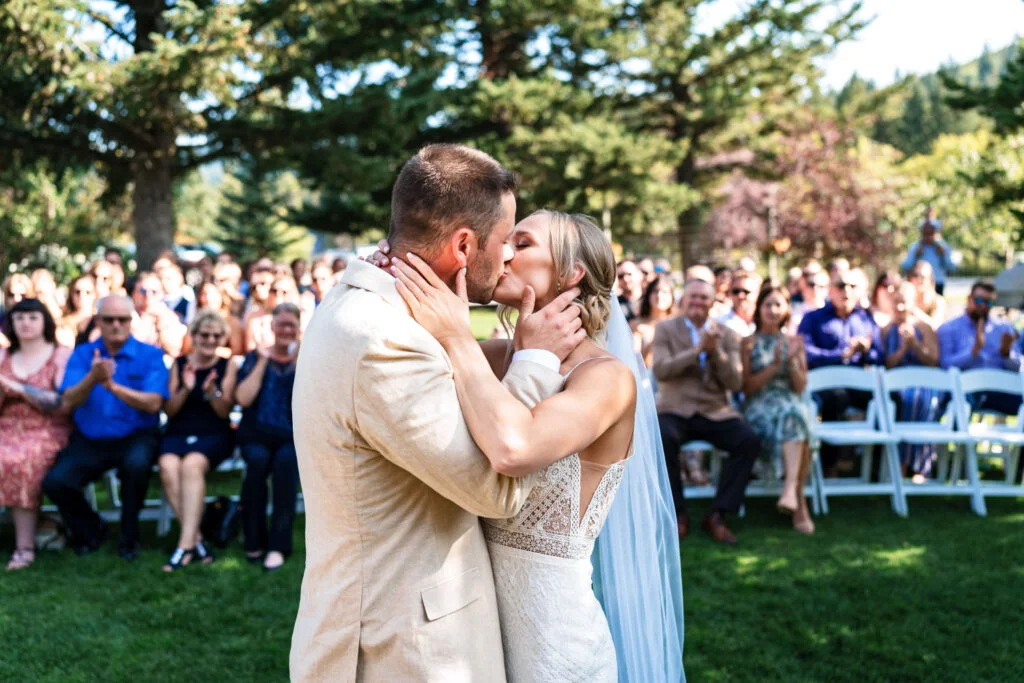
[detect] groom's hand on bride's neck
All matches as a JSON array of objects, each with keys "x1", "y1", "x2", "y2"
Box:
[{"x1": 513, "y1": 286, "x2": 586, "y2": 361}]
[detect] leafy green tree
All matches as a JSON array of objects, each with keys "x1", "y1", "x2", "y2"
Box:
[{"x1": 0, "y1": 0, "x2": 340, "y2": 268}]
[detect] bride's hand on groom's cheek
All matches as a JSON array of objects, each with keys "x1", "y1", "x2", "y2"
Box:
[
  {"x1": 391, "y1": 254, "x2": 472, "y2": 347},
  {"x1": 513, "y1": 286, "x2": 586, "y2": 361}
]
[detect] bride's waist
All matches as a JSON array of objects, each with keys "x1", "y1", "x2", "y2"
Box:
[{"x1": 483, "y1": 524, "x2": 595, "y2": 561}]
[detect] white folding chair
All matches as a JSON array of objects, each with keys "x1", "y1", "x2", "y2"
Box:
[
  {"x1": 956, "y1": 368, "x2": 1024, "y2": 502},
  {"x1": 805, "y1": 366, "x2": 906, "y2": 516},
  {"x1": 679, "y1": 441, "x2": 718, "y2": 500},
  {"x1": 878, "y1": 367, "x2": 986, "y2": 516}
]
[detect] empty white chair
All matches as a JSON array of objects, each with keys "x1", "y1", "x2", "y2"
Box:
[
  {"x1": 956, "y1": 368, "x2": 1024, "y2": 501},
  {"x1": 878, "y1": 366, "x2": 985, "y2": 516},
  {"x1": 804, "y1": 366, "x2": 906, "y2": 516}
]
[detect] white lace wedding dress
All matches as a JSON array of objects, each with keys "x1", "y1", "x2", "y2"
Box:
[{"x1": 484, "y1": 442, "x2": 630, "y2": 682}]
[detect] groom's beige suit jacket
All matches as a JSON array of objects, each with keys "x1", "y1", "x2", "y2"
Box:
[{"x1": 290, "y1": 260, "x2": 563, "y2": 682}]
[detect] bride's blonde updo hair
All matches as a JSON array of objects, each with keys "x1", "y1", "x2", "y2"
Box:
[{"x1": 499, "y1": 209, "x2": 616, "y2": 341}]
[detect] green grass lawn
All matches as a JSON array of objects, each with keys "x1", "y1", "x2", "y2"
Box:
[{"x1": 1, "y1": 494, "x2": 1022, "y2": 682}]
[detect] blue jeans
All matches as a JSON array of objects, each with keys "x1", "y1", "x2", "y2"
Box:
[{"x1": 240, "y1": 437, "x2": 299, "y2": 556}]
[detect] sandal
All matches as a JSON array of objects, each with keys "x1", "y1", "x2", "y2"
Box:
[
  {"x1": 162, "y1": 547, "x2": 194, "y2": 572},
  {"x1": 6, "y1": 547, "x2": 35, "y2": 571},
  {"x1": 193, "y1": 539, "x2": 216, "y2": 565}
]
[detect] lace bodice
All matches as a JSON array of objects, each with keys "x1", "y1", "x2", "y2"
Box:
[{"x1": 484, "y1": 452, "x2": 629, "y2": 560}]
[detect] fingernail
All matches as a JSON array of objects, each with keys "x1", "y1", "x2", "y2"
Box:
[{"x1": 389, "y1": 266, "x2": 397, "y2": 275}]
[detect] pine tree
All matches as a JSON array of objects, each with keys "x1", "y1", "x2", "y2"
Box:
[{"x1": 214, "y1": 164, "x2": 307, "y2": 264}]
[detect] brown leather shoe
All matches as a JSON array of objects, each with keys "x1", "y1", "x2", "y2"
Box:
[
  {"x1": 677, "y1": 515, "x2": 690, "y2": 540},
  {"x1": 702, "y1": 512, "x2": 737, "y2": 545}
]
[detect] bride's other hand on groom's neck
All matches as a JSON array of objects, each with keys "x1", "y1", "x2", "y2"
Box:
[{"x1": 512, "y1": 286, "x2": 586, "y2": 362}]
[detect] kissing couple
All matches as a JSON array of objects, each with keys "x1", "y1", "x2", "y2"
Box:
[{"x1": 290, "y1": 144, "x2": 684, "y2": 682}]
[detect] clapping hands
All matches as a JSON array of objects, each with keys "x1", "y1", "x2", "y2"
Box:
[{"x1": 90, "y1": 349, "x2": 116, "y2": 388}]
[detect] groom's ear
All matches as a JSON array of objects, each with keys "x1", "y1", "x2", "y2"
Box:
[{"x1": 450, "y1": 227, "x2": 475, "y2": 269}]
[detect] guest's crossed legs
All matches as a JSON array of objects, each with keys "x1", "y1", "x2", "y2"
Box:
[{"x1": 658, "y1": 413, "x2": 760, "y2": 517}]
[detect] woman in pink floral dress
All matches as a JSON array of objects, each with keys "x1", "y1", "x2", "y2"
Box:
[{"x1": 0, "y1": 298, "x2": 72, "y2": 570}]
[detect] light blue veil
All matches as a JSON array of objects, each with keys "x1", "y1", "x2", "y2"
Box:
[{"x1": 592, "y1": 297, "x2": 686, "y2": 682}]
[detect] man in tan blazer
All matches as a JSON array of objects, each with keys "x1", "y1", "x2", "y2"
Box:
[
  {"x1": 652, "y1": 277, "x2": 760, "y2": 545},
  {"x1": 290, "y1": 145, "x2": 582, "y2": 682}
]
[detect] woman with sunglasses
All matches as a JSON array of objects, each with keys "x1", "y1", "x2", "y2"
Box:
[
  {"x1": 158, "y1": 309, "x2": 239, "y2": 571},
  {"x1": 196, "y1": 283, "x2": 246, "y2": 356},
  {"x1": 0, "y1": 299, "x2": 72, "y2": 569},
  {"x1": 870, "y1": 271, "x2": 902, "y2": 329}
]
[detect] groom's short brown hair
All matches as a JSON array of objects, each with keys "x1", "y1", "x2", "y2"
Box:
[{"x1": 389, "y1": 144, "x2": 518, "y2": 254}]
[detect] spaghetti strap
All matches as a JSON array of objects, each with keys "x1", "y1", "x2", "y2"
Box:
[{"x1": 563, "y1": 355, "x2": 615, "y2": 381}]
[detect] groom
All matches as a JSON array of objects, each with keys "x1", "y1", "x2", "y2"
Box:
[{"x1": 290, "y1": 144, "x2": 584, "y2": 681}]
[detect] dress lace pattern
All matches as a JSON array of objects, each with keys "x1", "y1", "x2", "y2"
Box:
[{"x1": 484, "y1": 452, "x2": 629, "y2": 682}]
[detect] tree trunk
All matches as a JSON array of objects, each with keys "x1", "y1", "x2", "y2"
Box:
[
  {"x1": 675, "y1": 152, "x2": 702, "y2": 269},
  {"x1": 133, "y1": 157, "x2": 176, "y2": 271}
]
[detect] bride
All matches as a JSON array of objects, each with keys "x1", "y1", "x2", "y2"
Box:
[{"x1": 388, "y1": 209, "x2": 685, "y2": 682}]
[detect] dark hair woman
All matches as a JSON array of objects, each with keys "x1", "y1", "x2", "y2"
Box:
[
  {"x1": 740, "y1": 284, "x2": 814, "y2": 534},
  {"x1": 0, "y1": 299, "x2": 72, "y2": 569}
]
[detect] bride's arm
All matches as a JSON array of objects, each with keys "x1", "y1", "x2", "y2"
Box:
[
  {"x1": 443, "y1": 335, "x2": 636, "y2": 476},
  {"x1": 393, "y1": 255, "x2": 635, "y2": 476}
]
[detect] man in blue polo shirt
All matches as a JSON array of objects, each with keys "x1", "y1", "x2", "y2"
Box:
[
  {"x1": 798, "y1": 268, "x2": 884, "y2": 477},
  {"x1": 43, "y1": 295, "x2": 169, "y2": 560}
]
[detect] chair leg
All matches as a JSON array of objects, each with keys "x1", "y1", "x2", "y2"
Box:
[
  {"x1": 1006, "y1": 446, "x2": 1019, "y2": 486},
  {"x1": 964, "y1": 443, "x2": 987, "y2": 517},
  {"x1": 936, "y1": 446, "x2": 950, "y2": 483},
  {"x1": 85, "y1": 482, "x2": 98, "y2": 512},
  {"x1": 884, "y1": 442, "x2": 908, "y2": 517},
  {"x1": 157, "y1": 489, "x2": 173, "y2": 537},
  {"x1": 950, "y1": 446, "x2": 964, "y2": 485},
  {"x1": 812, "y1": 445, "x2": 829, "y2": 515}
]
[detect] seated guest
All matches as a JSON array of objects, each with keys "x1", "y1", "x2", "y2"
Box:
[
  {"x1": 58, "y1": 275, "x2": 99, "y2": 347},
  {"x1": 235, "y1": 303, "x2": 302, "y2": 572},
  {"x1": 615, "y1": 260, "x2": 644, "y2": 321},
  {"x1": 907, "y1": 260, "x2": 947, "y2": 329},
  {"x1": 158, "y1": 310, "x2": 239, "y2": 571},
  {"x1": 870, "y1": 271, "x2": 901, "y2": 329},
  {"x1": 304, "y1": 261, "x2": 336, "y2": 311},
  {"x1": 0, "y1": 299, "x2": 72, "y2": 569},
  {"x1": 196, "y1": 283, "x2": 246, "y2": 357},
  {"x1": 713, "y1": 265, "x2": 733, "y2": 314},
  {"x1": 716, "y1": 270, "x2": 762, "y2": 338},
  {"x1": 938, "y1": 280, "x2": 1021, "y2": 414},
  {"x1": 630, "y1": 274, "x2": 678, "y2": 368},
  {"x1": 89, "y1": 260, "x2": 117, "y2": 299},
  {"x1": 885, "y1": 283, "x2": 941, "y2": 482},
  {"x1": 42, "y1": 295, "x2": 170, "y2": 560},
  {"x1": 154, "y1": 258, "x2": 197, "y2": 325},
  {"x1": 1, "y1": 274, "x2": 36, "y2": 330},
  {"x1": 740, "y1": 284, "x2": 813, "y2": 534},
  {"x1": 31, "y1": 268, "x2": 64, "y2": 325},
  {"x1": 243, "y1": 266, "x2": 276, "y2": 351},
  {"x1": 132, "y1": 272, "x2": 187, "y2": 357},
  {"x1": 787, "y1": 266, "x2": 805, "y2": 304},
  {"x1": 792, "y1": 263, "x2": 829, "y2": 329},
  {"x1": 654, "y1": 278, "x2": 760, "y2": 544},
  {"x1": 798, "y1": 268, "x2": 883, "y2": 477}
]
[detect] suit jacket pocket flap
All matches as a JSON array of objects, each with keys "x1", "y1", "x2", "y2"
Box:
[{"x1": 421, "y1": 567, "x2": 482, "y2": 622}]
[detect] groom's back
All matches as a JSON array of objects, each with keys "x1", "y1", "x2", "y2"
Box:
[{"x1": 290, "y1": 263, "x2": 509, "y2": 682}]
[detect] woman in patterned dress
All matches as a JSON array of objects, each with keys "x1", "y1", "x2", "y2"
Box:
[
  {"x1": 741, "y1": 283, "x2": 814, "y2": 534},
  {"x1": 0, "y1": 299, "x2": 72, "y2": 569}
]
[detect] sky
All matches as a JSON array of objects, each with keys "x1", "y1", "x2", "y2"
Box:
[
  {"x1": 820, "y1": 0, "x2": 1024, "y2": 89},
  {"x1": 698, "y1": 0, "x2": 1024, "y2": 90}
]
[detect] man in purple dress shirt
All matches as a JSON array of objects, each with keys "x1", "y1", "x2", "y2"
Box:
[
  {"x1": 938, "y1": 280, "x2": 1021, "y2": 414},
  {"x1": 797, "y1": 268, "x2": 884, "y2": 476}
]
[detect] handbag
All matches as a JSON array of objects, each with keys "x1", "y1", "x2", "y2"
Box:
[{"x1": 201, "y1": 496, "x2": 241, "y2": 548}]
